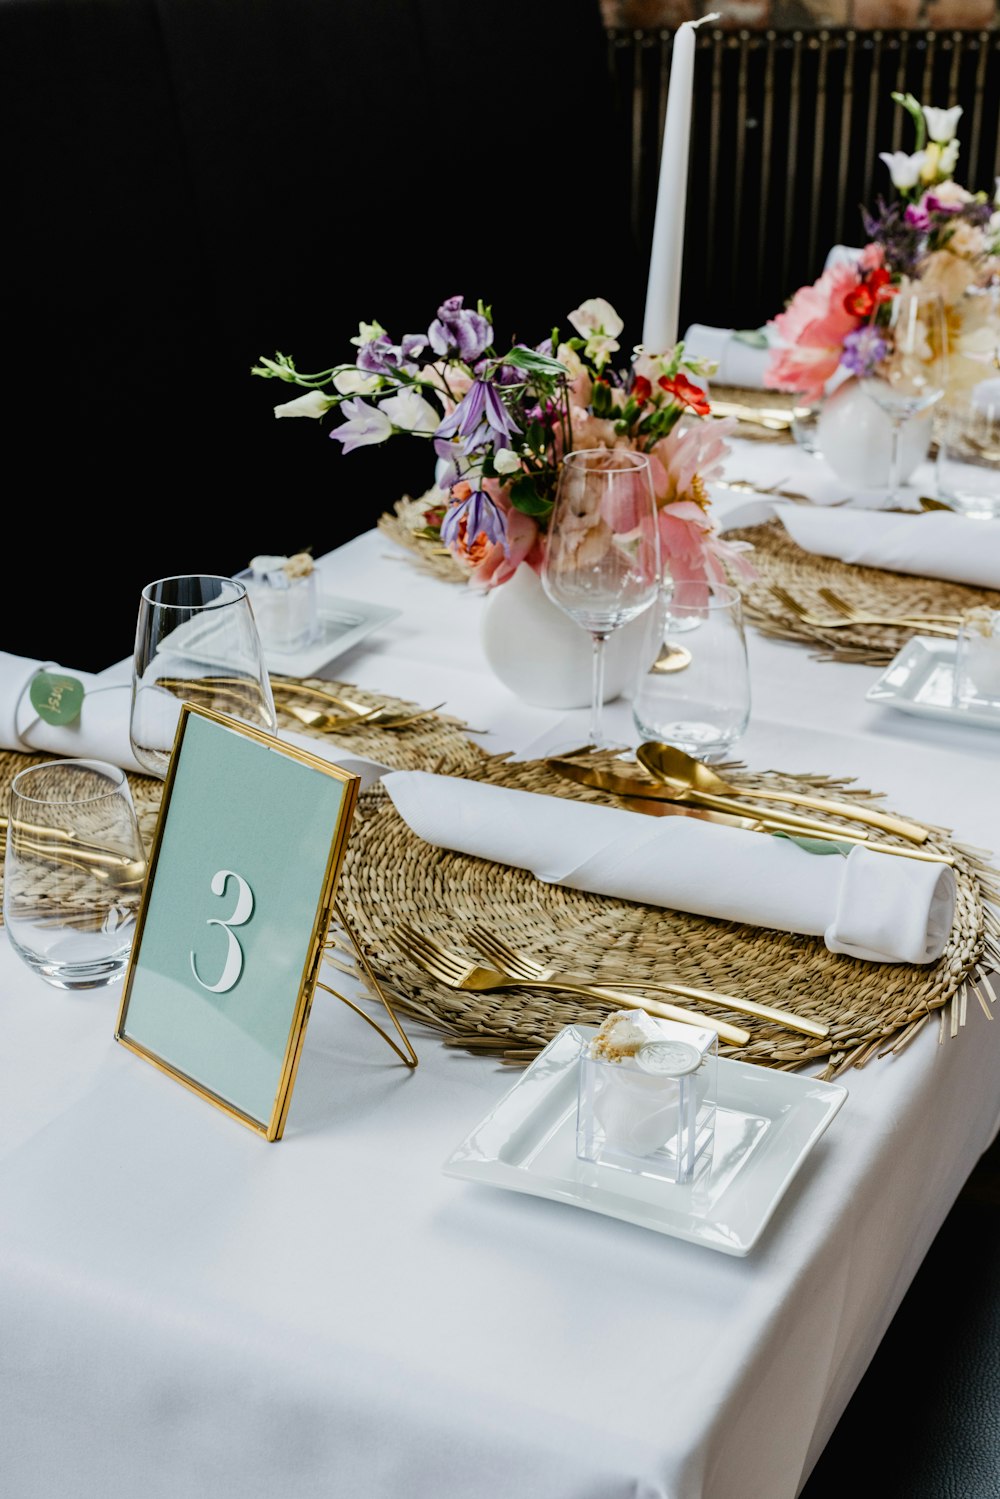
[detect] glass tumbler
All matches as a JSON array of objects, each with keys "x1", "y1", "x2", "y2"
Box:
[
  {"x1": 631, "y1": 579, "x2": 751, "y2": 760},
  {"x1": 3, "y1": 759, "x2": 147, "y2": 989},
  {"x1": 935, "y1": 379, "x2": 1000, "y2": 520}
]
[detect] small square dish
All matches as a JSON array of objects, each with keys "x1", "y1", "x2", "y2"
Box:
[
  {"x1": 261, "y1": 595, "x2": 401, "y2": 676},
  {"x1": 865, "y1": 636, "x2": 1000, "y2": 730},
  {"x1": 443, "y1": 1024, "x2": 847, "y2": 1256}
]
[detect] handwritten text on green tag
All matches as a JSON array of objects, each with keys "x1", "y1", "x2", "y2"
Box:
[{"x1": 29, "y1": 672, "x2": 85, "y2": 726}]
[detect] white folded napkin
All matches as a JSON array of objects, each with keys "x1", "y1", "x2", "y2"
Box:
[
  {"x1": 0, "y1": 652, "x2": 388, "y2": 787},
  {"x1": 383, "y1": 772, "x2": 955, "y2": 966},
  {"x1": 775, "y1": 504, "x2": 1000, "y2": 589},
  {"x1": 681, "y1": 324, "x2": 772, "y2": 389},
  {"x1": 0, "y1": 652, "x2": 144, "y2": 771}
]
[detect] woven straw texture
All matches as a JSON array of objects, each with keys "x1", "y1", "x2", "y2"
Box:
[
  {"x1": 336, "y1": 750, "x2": 1000, "y2": 1078},
  {"x1": 0, "y1": 683, "x2": 490, "y2": 914},
  {"x1": 730, "y1": 517, "x2": 1000, "y2": 666}
]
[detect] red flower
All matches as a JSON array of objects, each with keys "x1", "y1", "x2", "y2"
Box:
[
  {"x1": 843, "y1": 266, "x2": 895, "y2": 319},
  {"x1": 631, "y1": 374, "x2": 652, "y2": 407},
  {"x1": 657, "y1": 371, "x2": 711, "y2": 416}
]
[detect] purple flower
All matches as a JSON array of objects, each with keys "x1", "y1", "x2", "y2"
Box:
[
  {"x1": 904, "y1": 203, "x2": 931, "y2": 231},
  {"x1": 427, "y1": 296, "x2": 492, "y2": 363},
  {"x1": 356, "y1": 332, "x2": 426, "y2": 375},
  {"x1": 840, "y1": 326, "x2": 888, "y2": 379},
  {"x1": 440, "y1": 488, "x2": 507, "y2": 551},
  {"x1": 435, "y1": 378, "x2": 522, "y2": 456},
  {"x1": 924, "y1": 194, "x2": 963, "y2": 216}
]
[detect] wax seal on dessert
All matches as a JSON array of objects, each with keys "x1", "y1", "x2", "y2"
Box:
[{"x1": 636, "y1": 1040, "x2": 703, "y2": 1077}]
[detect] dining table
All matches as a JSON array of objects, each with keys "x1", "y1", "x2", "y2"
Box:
[{"x1": 2, "y1": 433, "x2": 999, "y2": 1499}]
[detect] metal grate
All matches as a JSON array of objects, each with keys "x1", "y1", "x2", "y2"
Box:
[{"x1": 610, "y1": 27, "x2": 1000, "y2": 331}]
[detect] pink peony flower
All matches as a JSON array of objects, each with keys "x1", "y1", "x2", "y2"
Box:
[{"x1": 764, "y1": 260, "x2": 867, "y2": 402}]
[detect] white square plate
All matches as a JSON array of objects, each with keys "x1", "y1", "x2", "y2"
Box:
[
  {"x1": 261, "y1": 595, "x2": 401, "y2": 676},
  {"x1": 866, "y1": 636, "x2": 1000, "y2": 730},
  {"x1": 443, "y1": 1025, "x2": 847, "y2": 1256}
]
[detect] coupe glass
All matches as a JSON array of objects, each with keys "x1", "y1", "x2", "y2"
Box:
[
  {"x1": 131, "y1": 575, "x2": 277, "y2": 778},
  {"x1": 859, "y1": 284, "x2": 948, "y2": 506},
  {"x1": 541, "y1": 448, "x2": 661, "y2": 749}
]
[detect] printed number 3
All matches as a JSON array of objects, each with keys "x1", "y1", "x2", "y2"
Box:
[{"x1": 190, "y1": 869, "x2": 254, "y2": 993}]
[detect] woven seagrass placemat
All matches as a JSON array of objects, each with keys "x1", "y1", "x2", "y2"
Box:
[
  {"x1": 729, "y1": 517, "x2": 1000, "y2": 666},
  {"x1": 335, "y1": 750, "x2": 999, "y2": 1079},
  {"x1": 0, "y1": 683, "x2": 489, "y2": 912}
]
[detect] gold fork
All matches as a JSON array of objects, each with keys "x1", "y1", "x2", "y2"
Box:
[
  {"x1": 393, "y1": 923, "x2": 750, "y2": 1046},
  {"x1": 818, "y1": 587, "x2": 963, "y2": 628},
  {"x1": 465, "y1": 925, "x2": 828, "y2": 1040},
  {"x1": 286, "y1": 702, "x2": 444, "y2": 734},
  {"x1": 769, "y1": 584, "x2": 956, "y2": 636}
]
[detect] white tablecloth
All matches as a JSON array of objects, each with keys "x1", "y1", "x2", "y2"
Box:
[{"x1": 3, "y1": 458, "x2": 999, "y2": 1499}]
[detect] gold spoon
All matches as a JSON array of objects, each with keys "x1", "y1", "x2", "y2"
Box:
[{"x1": 635, "y1": 742, "x2": 930, "y2": 844}]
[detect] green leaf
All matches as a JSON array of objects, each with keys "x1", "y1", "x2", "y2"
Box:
[
  {"x1": 772, "y1": 832, "x2": 853, "y2": 856},
  {"x1": 505, "y1": 345, "x2": 570, "y2": 378},
  {"x1": 733, "y1": 328, "x2": 770, "y2": 349},
  {"x1": 508, "y1": 475, "x2": 553, "y2": 516}
]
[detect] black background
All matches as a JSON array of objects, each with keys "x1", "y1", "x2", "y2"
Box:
[{"x1": 1, "y1": 0, "x2": 641, "y2": 670}]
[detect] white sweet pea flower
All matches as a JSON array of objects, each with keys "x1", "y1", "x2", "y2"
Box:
[
  {"x1": 880, "y1": 150, "x2": 927, "y2": 191},
  {"x1": 493, "y1": 447, "x2": 522, "y2": 475},
  {"x1": 273, "y1": 390, "x2": 334, "y2": 419},
  {"x1": 328, "y1": 398, "x2": 393, "y2": 454},
  {"x1": 333, "y1": 368, "x2": 380, "y2": 396},
  {"x1": 378, "y1": 388, "x2": 440, "y2": 434},
  {"x1": 922, "y1": 104, "x2": 962, "y2": 144},
  {"x1": 567, "y1": 298, "x2": 624, "y2": 340},
  {"x1": 936, "y1": 138, "x2": 960, "y2": 179}
]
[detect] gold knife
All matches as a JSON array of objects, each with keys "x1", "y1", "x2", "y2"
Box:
[{"x1": 545, "y1": 759, "x2": 953, "y2": 866}]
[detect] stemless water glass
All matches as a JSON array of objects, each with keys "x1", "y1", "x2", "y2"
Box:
[
  {"x1": 131, "y1": 575, "x2": 277, "y2": 778},
  {"x1": 3, "y1": 759, "x2": 147, "y2": 989},
  {"x1": 859, "y1": 284, "x2": 948, "y2": 506},
  {"x1": 541, "y1": 448, "x2": 661, "y2": 749},
  {"x1": 631, "y1": 578, "x2": 751, "y2": 761}
]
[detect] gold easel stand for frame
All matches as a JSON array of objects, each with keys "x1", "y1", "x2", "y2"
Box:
[{"x1": 317, "y1": 900, "x2": 418, "y2": 1068}]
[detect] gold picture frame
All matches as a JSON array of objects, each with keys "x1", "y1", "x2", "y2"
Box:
[{"x1": 115, "y1": 704, "x2": 416, "y2": 1140}]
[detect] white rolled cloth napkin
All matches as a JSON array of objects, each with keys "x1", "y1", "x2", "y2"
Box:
[
  {"x1": 681, "y1": 324, "x2": 773, "y2": 389},
  {"x1": 0, "y1": 652, "x2": 144, "y2": 771},
  {"x1": 0, "y1": 652, "x2": 389, "y2": 788},
  {"x1": 775, "y1": 504, "x2": 1000, "y2": 590},
  {"x1": 383, "y1": 772, "x2": 955, "y2": 966}
]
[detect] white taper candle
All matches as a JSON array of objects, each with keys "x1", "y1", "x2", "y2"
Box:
[{"x1": 641, "y1": 14, "x2": 719, "y2": 356}]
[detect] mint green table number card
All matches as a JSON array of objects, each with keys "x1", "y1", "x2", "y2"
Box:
[{"x1": 116, "y1": 706, "x2": 414, "y2": 1139}]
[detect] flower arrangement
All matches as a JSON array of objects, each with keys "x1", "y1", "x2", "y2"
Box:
[
  {"x1": 764, "y1": 92, "x2": 1000, "y2": 405},
  {"x1": 253, "y1": 297, "x2": 745, "y2": 592}
]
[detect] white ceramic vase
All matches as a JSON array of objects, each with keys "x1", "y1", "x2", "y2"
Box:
[
  {"x1": 479, "y1": 562, "x2": 650, "y2": 709},
  {"x1": 815, "y1": 376, "x2": 933, "y2": 489}
]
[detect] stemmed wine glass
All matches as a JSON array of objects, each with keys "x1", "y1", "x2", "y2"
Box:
[
  {"x1": 541, "y1": 448, "x2": 661, "y2": 749},
  {"x1": 130, "y1": 575, "x2": 277, "y2": 778},
  {"x1": 858, "y1": 283, "x2": 948, "y2": 507}
]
